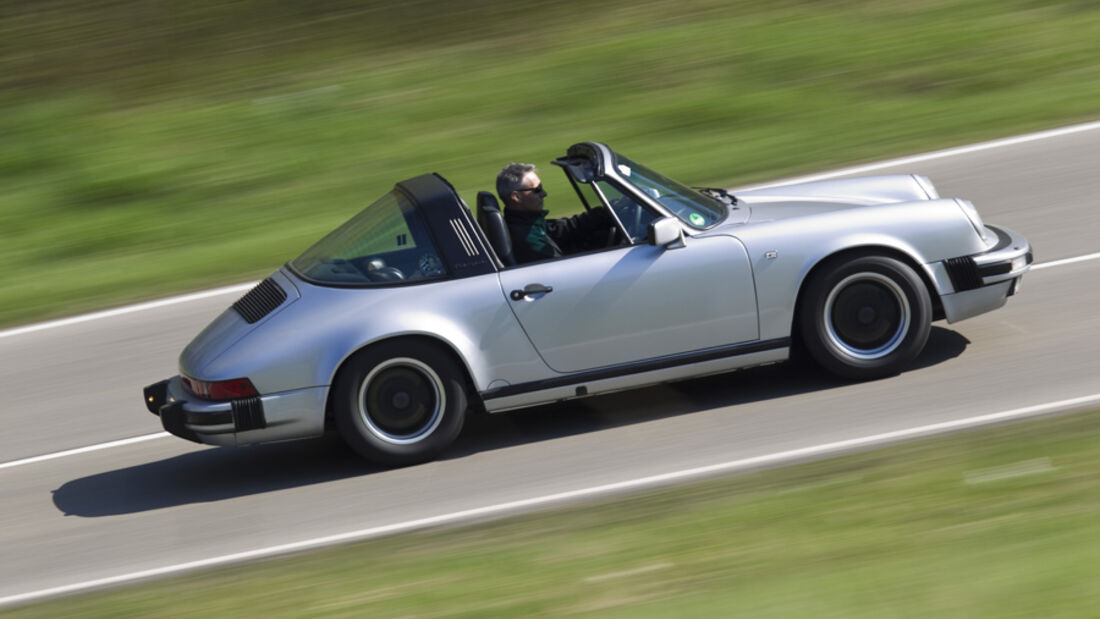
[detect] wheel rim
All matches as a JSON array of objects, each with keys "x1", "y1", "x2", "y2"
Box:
[
  {"x1": 357, "y1": 358, "x2": 446, "y2": 445},
  {"x1": 823, "y1": 272, "x2": 911, "y2": 360}
]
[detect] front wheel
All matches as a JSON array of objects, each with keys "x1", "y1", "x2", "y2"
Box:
[
  {"x1": 799, "y1": 255, "x2": 931, "y2": 380},
  {"x1": 334, "y1": 340, "x2": 467, "y2": 466}
]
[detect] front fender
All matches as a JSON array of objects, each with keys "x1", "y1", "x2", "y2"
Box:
[{"x1": 735, "y1": 199, "x2": 987, "y2": 341}]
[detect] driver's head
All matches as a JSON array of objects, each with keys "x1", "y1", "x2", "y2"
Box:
[{"x1": 497, "y1": 163, "x2": 547, "y2": 212}]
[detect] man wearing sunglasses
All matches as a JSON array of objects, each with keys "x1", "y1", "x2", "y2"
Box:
[{"x1": 496, "y1": 162, "x2": 613, "y2": 265}]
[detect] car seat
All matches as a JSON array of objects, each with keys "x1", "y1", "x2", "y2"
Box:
[{"x1": 476, "y1": 191, "x2": 516, "y2": 267}]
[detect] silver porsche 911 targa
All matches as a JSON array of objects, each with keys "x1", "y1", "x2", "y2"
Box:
[{"x1": 143, "y1": 142, "x2": 1032, "y2": 465}]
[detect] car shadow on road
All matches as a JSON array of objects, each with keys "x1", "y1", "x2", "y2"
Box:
[{"x1": 52, "y1": 326, "x2": 968, "y2": 518}]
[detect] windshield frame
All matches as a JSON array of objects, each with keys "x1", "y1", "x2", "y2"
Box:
[
  {"x1": 561, "y1": 142, "x2": 729, "y2": 232},
  {"x1": 606, "y1": 151, "x2": 728, "y2": 230}
]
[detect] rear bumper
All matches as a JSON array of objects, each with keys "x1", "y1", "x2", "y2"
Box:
[
  {"x1": 143, "y1": 376, "x2": 328, "y2": 446},
  {"x1": 933, "y1": 224, "x2": 1032, "y2": 323}
]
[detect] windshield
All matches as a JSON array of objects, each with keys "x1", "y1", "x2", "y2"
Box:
[
  {"x1": 291, "y1": 190, "x2": 446, "y2": 285},
  {"x1": 612, "y1": 153, "x2": 726, "y2": 228}
]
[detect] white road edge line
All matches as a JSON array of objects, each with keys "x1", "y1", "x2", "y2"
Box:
[
  {"x1": 734, "y1": 117, "x2": 1100, "y2": 190},
  {"x1": 3, "y1": 391, "x2": 1098, "y2": 608},
  {"x1": 1029, "y1": 251, "x2": 1100, "y2": 271},
  {"x1": 0, "y1": 249, "x2": 1095, "y2": 473},
  {"x1": 0, "y1": 433, "x2": 170, "y2": 471},
  {"x1": 0, "y1": 282, "x2": 258, "y2": 340},
  {"x1": 2, "y1": 118, "x2": 1100, "y2": 342}
]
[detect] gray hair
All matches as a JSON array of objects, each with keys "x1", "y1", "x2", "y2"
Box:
[{"x1": 496, "y1": 162, "x2": 536, "y2": 202}]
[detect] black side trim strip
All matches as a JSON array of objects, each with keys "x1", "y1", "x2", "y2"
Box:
[{"x1": 483, "y1": 337, "x2": 789, "y2": 400}]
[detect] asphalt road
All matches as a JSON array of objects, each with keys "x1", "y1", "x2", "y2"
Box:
[{"x1": 2, "y1": 124, "x2": 1099, "y2": 604}]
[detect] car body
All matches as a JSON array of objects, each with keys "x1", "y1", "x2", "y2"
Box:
[{"x1": 143, "y1": 142, "x2": 1032, "y2": 465}]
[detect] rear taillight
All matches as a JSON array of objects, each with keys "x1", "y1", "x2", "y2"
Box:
[{"x1": 181, "y1": 375, "x2": 259, "y2": 401}]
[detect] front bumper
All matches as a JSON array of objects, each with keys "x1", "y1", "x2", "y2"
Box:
[
  {"x1": 143, "y1": 376, "x2": 328, "y2": 446},
  {"x1": 934, "y1": 224, "x2": 1032, "y2": 323}
]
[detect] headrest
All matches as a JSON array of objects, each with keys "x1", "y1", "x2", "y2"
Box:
[{"x1": 477, "y1": 191, "x2": 501, "y2": 213}]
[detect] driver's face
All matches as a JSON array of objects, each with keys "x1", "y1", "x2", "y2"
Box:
[{"x1": 511, "y1": 172, "x2": 547, "y2": 212}]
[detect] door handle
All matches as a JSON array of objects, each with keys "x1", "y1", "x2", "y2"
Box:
[{"x1": 510, "y1": 283, "x2": 554, "y2": 301}]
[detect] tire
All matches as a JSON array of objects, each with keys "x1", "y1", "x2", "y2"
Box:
[
  {"x1": 333, "y1": 339, "x2": 467, "y2": 466},
  {"x1": 799, "y1": 255, "x2": 931, "y2": 380}
]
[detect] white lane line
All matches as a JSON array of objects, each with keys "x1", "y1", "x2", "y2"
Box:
[
  {"x1": 963, "y1": 457, "x2": 1055, "y2": 485},
  {"x1": 583, "y1": 563, "x2": 674, "y2": 583},
  {"x1": 735, "y1": 118, "x2": 1100, "y2": 191},
  {"x1": 1030, "y1": 251, "x2": 1100, "y2": 271},
  {"x1": 2, "y1": 118, "x2": 1099, "y2": 342},
  {"x1": 2, "y1": 391, "x2": 1098, "y2": 608},
  {"x1": 0, "y1": 282, "x2": 258, "y2": 340},
  {"x1": 0, "y1": 433, "x2": 170, "y2": 471},
  {"x1": 0, "y1": 248, "x2": 1094, "y2": 473}
]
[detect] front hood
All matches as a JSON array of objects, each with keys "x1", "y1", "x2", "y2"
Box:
[{"x1": 735, "y1": 174, "x2": 936, "y2": 223}]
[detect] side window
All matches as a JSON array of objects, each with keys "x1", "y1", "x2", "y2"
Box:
[{"x1": 595, "y1": 180, "x2": 658, "y2": 243}]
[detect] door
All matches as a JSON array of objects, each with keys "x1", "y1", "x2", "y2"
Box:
[{"x1": 497, "y1": 235, "x2": 758, "y2": 373}]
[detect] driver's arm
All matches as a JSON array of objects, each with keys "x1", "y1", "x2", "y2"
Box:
[{"x1": 546, "y1": 206, "x2": 613, "y2": 246}]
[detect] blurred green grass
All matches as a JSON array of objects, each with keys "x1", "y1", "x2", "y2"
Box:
[
  {"x1": 3, "y1": 0, "x2": 1100, "y2": 326},
  {"x1": 10, "y1": 410, "x2": 1099, "y2": 617}
]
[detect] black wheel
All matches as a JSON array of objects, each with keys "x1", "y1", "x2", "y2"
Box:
[
  {"x1": 799, "y1": 255, "x2": 931, "y2": 380},
  {"x1": 333, "y1": 339, "x2": 467, "y2": 466}
]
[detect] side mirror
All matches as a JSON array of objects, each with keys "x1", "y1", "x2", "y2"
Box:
[{"x1": 648, "y1": 217, "x2": 686, "y2": 249}]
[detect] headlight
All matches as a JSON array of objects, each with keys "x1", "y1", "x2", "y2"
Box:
[
  {"x1": 955, "y1": 199, "x2": 988, "y2": 241},
  {"x1": 913, "y1": 175, "x2": 939, "y2": 199}
]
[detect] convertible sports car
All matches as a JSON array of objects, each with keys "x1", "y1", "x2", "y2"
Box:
[{"x1": 144, "y1": 142, "x2": 1032, "y2": 465}]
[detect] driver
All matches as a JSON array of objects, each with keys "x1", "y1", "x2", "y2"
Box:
[{"x1": 496, "y1": 163, "x2": 613, "y2": 265}]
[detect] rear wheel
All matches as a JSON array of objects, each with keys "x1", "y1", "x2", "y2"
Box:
[
  {"x1": 799, "y1": 255, "x2": 931, "y2": 380},
  {"x1": 334, "y1": 340, "x2": 467, "y2": 466}
]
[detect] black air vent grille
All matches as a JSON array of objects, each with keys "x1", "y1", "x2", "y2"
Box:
[
  {"x1": 232, "y1": 278, "x2": 287, "y2": 324},
  {"x1": 231, "y1": 396, "x2": 266, "y2": 431},
  {"x1": 945, "y1": 256, "x2": 982, "y2": 292}
]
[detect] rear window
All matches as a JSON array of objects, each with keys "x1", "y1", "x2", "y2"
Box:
[{"x1": 291, "y1": 190, "x2": 446, "y2": 285}]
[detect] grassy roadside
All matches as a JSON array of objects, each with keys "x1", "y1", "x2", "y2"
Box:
[
  {"x1": 4, "y1": 0, "x2": 1100, "y2": 327},
  {"x1": 9, "y1": 409, "x2": 1098, "y2": 617}
]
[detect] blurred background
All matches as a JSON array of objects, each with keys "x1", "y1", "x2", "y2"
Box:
[{"x1": 3, "y1": 0, "x2": 1099, "y2": 327}]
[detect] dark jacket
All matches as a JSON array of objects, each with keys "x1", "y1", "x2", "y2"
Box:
[{"x1": 504, "y1": 206, "x2": 612, "y2": 264}]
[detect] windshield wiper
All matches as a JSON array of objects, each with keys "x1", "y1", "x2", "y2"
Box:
[{"x1": 695, "y1": 186, "x2": 738, "y2": 207}]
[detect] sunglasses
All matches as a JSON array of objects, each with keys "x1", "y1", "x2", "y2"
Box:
[{"x1": 515, "y1": 184, "x2": 544, "y2": 194}]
